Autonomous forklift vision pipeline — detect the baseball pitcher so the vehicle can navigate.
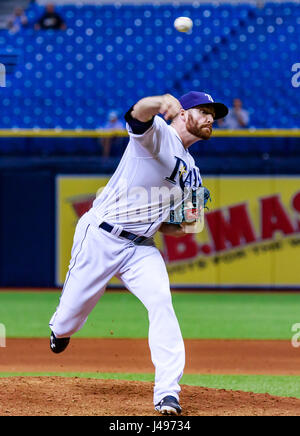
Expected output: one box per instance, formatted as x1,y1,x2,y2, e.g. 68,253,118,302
49,91,228,415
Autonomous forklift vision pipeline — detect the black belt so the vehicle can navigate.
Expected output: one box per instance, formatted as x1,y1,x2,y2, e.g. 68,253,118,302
99,222,148,244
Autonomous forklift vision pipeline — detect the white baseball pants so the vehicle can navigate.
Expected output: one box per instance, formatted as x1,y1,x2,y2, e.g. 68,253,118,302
49,210,185,405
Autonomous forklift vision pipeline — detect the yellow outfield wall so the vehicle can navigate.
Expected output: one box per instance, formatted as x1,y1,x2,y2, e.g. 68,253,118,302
56,175,300,288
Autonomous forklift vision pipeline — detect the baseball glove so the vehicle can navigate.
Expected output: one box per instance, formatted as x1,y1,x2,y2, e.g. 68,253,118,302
168,186,211,225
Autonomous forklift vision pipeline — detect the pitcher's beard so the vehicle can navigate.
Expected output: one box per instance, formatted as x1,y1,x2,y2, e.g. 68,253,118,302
186,114,212,140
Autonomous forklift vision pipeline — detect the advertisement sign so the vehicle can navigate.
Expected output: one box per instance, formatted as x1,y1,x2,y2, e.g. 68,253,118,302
56,176,300,288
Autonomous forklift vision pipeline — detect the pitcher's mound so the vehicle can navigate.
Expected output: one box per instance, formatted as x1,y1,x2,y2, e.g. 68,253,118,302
1,377,300,416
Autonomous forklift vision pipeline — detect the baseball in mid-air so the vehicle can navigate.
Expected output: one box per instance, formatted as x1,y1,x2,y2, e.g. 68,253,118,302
174,16,193,33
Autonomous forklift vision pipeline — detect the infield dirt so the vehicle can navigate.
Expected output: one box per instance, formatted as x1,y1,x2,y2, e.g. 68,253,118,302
1,338,300,416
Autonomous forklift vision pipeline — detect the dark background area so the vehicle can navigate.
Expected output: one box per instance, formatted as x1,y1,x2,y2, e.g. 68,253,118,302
0,134,299,287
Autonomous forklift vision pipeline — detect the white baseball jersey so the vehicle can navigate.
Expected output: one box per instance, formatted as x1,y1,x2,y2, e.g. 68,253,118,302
50,112,196,406
92,115,202,236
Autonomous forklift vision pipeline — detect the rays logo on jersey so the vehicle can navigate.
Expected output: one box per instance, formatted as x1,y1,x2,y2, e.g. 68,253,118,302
165,156,201,190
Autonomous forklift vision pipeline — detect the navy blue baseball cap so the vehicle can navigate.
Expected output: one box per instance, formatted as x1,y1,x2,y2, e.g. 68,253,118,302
179,91,228,120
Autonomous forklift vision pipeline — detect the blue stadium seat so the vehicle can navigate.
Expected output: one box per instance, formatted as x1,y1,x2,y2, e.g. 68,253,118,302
0,2,298,131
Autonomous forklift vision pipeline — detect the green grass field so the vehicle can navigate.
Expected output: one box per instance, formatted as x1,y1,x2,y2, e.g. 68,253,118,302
1,290,300,399
0,291,299,339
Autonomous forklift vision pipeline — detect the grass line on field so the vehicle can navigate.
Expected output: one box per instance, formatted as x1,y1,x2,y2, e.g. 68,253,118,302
1,372,300,400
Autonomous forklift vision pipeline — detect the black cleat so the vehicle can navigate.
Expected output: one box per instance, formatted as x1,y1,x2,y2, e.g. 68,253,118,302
50,331,70,354
155,396,182,415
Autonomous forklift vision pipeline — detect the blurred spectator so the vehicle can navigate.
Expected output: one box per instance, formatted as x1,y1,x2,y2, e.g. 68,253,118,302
100,111,125,158
218,98,250,129
7,7,28,34
256,0,265,9
34,3,66,30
